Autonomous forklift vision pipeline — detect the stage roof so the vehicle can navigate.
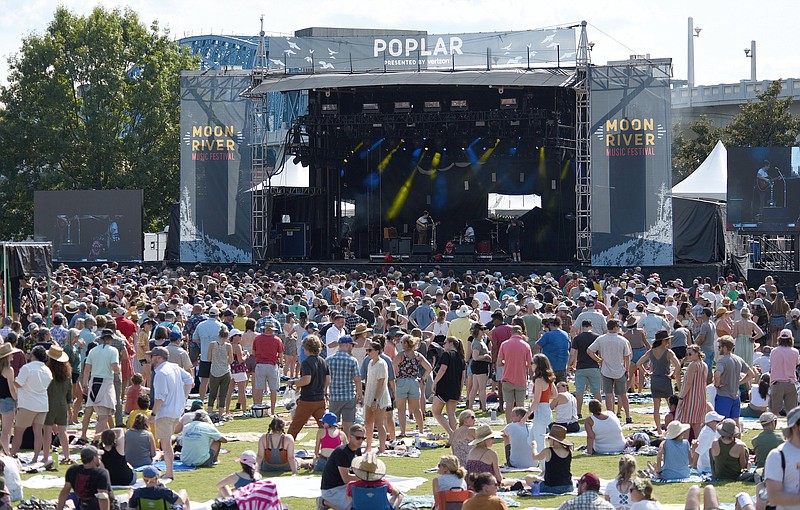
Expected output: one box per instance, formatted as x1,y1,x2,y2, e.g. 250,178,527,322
250,69,577,94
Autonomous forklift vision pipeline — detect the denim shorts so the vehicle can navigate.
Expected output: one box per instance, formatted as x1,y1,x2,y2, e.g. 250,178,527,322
631,347,647,364
0,397,16,414
395,377,421,400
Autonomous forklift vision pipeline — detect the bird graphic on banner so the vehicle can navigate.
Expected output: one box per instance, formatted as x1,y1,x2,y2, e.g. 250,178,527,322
319,61,335,69
541,31,556,45
327,47,338,59
501,42,512,54
286,39,301,51
284,49,296,55
269,58,285,67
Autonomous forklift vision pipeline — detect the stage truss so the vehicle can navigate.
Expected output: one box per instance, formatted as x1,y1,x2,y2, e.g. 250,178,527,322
575,22,592,263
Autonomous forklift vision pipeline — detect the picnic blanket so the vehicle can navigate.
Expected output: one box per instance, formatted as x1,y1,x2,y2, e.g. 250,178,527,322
266,474,426,499
135,460,196,472
404,493,520,508
500,466,542,473
651,475,706,483
22,474,64,489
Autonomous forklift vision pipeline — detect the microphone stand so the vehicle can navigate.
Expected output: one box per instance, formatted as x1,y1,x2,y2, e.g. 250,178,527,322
776,168,787,208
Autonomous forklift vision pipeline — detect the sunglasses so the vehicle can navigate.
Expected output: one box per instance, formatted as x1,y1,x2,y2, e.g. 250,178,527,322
365,349,373,352
353,435,366,440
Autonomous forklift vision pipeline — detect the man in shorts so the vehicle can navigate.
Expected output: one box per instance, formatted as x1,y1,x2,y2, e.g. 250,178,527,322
83,330,120,436
587,319,632,423
192,307,224,405
496,325,532,423
252,319,284,414
148,346,193,480
569,319,601,418
325,335,362,437
714,336,754,425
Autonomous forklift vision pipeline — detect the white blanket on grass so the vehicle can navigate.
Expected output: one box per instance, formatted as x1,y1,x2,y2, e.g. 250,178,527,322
267,474,427,499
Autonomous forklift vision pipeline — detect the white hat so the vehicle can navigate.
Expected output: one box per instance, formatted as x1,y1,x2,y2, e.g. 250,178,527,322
704,411,724,424
664,420,690,440
455,305,471,318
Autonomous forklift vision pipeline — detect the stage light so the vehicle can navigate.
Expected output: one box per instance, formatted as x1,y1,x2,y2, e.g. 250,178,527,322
475,121,485,127
500,98,517,110
378,141,402,172
394,101,412,113
424,101,441,112
450,99,468,111
362,103,379,113
386,168,417,220
321,103,338,114
368,138,385,152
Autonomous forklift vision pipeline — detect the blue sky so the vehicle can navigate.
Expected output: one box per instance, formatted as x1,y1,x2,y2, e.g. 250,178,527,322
0,0,797,86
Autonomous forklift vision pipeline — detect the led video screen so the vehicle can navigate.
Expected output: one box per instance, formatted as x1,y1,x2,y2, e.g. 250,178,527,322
726,147,800,233
34,190,144,262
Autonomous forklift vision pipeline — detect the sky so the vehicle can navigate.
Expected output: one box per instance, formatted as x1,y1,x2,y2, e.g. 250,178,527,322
0,0,798,87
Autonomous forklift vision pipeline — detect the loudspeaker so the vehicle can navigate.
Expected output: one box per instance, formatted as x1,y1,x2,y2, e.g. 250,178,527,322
382,238,400,253
454,243,475,254
412,244,432,254
279,223,310,258
409,254,430,262
398,237,412,255
728,198,743,223
762,207,788,222
57,244,82,260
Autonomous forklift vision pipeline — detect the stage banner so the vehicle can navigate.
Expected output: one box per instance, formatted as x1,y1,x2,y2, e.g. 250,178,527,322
589,63,673,266
180,72,252,263
267,28,576,73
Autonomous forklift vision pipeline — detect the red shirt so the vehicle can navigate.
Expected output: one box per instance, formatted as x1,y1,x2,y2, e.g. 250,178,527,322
125,384,143,413
346,478,395,498
497,335,532,386
253,334,284,365
116,317,138,342
490,323,513,361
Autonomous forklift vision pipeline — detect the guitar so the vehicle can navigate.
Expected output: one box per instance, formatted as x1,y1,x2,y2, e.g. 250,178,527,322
756,176,780,192
416,220,441,233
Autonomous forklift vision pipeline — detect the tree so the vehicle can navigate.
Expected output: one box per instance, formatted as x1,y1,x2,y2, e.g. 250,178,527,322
725,79,800,147
671,116,722,184
0,6,198,239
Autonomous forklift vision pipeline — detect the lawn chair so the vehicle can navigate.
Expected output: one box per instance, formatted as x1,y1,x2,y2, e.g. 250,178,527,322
433,488,474,510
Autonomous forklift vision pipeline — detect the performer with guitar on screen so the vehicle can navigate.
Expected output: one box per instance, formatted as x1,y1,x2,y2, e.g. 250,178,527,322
754,159,773,221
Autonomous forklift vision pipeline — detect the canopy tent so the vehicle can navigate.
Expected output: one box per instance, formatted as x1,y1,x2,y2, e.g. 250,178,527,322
1,242,53,322
671,140,727,201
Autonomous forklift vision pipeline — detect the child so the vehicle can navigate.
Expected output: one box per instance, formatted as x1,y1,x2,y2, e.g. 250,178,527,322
528,424,574,494
663,395,679,429
125,374,148,414
502,407,534,469
313,412,346,472
127,394,154,434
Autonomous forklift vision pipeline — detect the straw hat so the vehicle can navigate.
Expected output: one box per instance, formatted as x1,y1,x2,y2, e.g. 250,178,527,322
715,307,730,319
0,343,20,360
664,420,690,440
386,303,400,313
468,425,502,446
646,303,660,314
545,424,573,447
351,323,372,336
47,345,69,363
352,452,387,481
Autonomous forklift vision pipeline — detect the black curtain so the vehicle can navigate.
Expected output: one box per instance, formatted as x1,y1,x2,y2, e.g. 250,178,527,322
165,203,180,262
673,197,725,263
7,244,52,278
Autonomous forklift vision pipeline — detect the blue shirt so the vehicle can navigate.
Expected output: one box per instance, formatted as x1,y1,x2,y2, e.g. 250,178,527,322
537,329,571,371
181,421,223,466
326,350,361,402
192,318,225,362
411,304,435,330
661,439,690,480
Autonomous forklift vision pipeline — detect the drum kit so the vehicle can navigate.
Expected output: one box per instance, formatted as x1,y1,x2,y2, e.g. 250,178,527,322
439,216,514,258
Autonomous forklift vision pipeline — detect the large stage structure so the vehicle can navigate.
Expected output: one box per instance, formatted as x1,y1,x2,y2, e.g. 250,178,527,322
179,23,677,267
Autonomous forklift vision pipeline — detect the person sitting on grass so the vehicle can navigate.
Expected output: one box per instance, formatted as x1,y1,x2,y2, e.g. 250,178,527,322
313,412,347,472
217,450,261,497
584,399,625,455
129,465,190,510
100,428,136,486
502,407,534,469
432,454,468,498
528,424,574,495
257,417,298,475
124,414,157,469
652,421,690,481
710,418,748,480
629,479,663,510
550,380,580,433
690,411,723,473
465,425,502,487
557,472,614,510
346,452,403,509
684,485,756,510
180,410,228,468
663,395,680,430
604,454,638,510
450,410,477,468
462,472,508,510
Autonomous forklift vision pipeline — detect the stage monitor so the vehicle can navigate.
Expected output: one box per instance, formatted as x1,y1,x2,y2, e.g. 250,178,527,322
33,190,144,262
726,147,800,233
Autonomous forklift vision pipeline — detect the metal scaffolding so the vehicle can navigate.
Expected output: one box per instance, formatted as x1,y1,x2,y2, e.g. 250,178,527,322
250,16,269,261
574,21,592,262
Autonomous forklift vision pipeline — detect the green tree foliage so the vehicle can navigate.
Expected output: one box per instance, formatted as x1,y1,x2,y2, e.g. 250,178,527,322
0,6,198,239
672,80,800,184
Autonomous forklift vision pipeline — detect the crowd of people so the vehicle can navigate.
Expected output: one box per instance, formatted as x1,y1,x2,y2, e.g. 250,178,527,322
1,263,799,510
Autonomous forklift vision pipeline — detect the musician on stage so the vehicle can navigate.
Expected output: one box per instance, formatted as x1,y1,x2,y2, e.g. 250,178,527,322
754,159,771,221
506,217,523,262
463,222,475,244
416,210,432,245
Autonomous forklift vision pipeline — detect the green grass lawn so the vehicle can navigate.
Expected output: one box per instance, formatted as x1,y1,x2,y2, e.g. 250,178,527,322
19,394,764,509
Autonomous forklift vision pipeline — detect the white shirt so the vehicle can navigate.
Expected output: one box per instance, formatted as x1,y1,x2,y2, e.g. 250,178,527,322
325,324,345,348
153,361,194,420
696,424,719,473
764,441,800,510
588,332,631,379
16,361,53,413
630,501,663,510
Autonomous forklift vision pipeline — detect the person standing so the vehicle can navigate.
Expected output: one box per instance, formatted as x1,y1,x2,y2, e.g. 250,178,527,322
326,335,362,437
192,307,224,404
0,343,19,455
489,311,514,414
148,346,193,481
416,211,432,245
587,320,633,423
769,329,799,415
635,331,681,434
363,341,390,453
496,325,532,423
10,345,53,461
287,335,330,439
569,319,600,418
43,345,72,467
207,327,233,417
83,330,120,437
713,336,755,424
732,308,763,369
252,319,284,414
393,334,431,437
535,318,570,382
506,218,523,262
528,354,556,467
695,308,717,383
675,345,709,438
431,337,466,435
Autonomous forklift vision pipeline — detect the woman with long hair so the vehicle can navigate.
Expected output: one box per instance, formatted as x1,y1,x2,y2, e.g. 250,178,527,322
732,307,763,368
124,413,156,468
529,424,574,494
450,410,477,467
257,417,298,475
463,472,507,510
427,310,450,346
675,345,709,437
208,326,233,417
226,329,248,414
624,316,649,393
393,334,432,437
528,353,556,465
64,328,84,424
282,312,299,377
43,345,72,467
233,305,248,332
635,331,682,434
217,450,261,497
465,425,502,486
0,344,17,455
740,373,770,418
677,302,695,331
432,336,466,435
605,455,639,510
768,292,791,346
432,454,468,506
629,479,663,510
364,341,390,453
466,323,492,412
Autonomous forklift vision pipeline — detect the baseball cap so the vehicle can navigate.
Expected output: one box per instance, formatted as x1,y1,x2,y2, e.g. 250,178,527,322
141,465,160,479
307,321,319,331
80,445,101,463
99,329,114,338
229,328,243,337
758,412,777,425
263,319,280,331
704,411,724,424
236,450,257,469
786,405,800,429
146,346,169,359
338,335,354,344
208,307,220,316
585,299,595,307
578,472,601,491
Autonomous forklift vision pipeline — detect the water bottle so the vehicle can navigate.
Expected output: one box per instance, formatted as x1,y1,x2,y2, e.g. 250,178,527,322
491,409,497,421
531,481,541,495
414,433,421,449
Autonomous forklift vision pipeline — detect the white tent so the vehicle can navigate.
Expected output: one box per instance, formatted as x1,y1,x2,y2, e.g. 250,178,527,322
671,140,727,201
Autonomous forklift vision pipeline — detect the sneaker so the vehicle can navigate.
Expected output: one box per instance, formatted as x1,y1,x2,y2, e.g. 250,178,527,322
626,416,633,424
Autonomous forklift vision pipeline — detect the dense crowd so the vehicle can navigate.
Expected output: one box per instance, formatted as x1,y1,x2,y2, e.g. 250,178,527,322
1,263,799,510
